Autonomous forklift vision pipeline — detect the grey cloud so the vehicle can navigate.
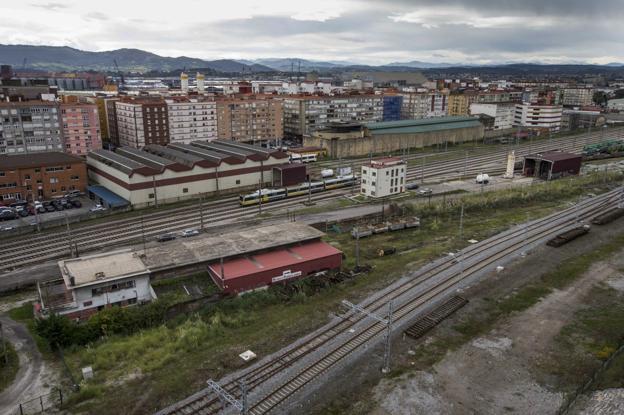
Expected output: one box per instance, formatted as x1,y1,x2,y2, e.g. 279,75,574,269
84,12,109,21
30,2,68,11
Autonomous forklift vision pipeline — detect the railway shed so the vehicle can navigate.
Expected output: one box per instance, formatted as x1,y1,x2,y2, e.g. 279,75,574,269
523,151,582,180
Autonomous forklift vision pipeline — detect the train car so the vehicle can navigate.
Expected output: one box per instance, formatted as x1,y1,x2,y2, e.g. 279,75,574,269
290,153,318,163
323,175,356,190
286,181,325,197
239,188,287,206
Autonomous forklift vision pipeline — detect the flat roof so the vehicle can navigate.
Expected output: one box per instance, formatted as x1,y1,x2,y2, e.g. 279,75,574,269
87,185,130,208
0,152,84,170
59,249,149,289
144,222,325,271
208,240,342,280
526,151,582,162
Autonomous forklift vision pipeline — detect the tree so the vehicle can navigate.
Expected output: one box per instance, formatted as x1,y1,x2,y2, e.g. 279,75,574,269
593,91,608,106
614,89,624,99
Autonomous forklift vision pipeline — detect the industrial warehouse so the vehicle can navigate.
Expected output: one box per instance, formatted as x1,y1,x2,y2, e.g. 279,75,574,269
36,222,343,317
522,151,582,180
304,116,485,158
86,140,290,208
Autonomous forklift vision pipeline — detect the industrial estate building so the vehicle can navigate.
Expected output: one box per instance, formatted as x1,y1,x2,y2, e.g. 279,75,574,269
0,152,87,202
360,157,406,198
523,151,582,180
86,140,289,208
0,101,64,154
304,117,485,158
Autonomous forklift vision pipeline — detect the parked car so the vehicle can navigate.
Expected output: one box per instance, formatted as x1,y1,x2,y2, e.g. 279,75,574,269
418,188,433,195
18,209,29,217
406,182,420,190
64,190,83,198
89,204,106,212
0,210,17,221
71,199,82,208
181,229,200,238
51,201,64,211
157,233,176,242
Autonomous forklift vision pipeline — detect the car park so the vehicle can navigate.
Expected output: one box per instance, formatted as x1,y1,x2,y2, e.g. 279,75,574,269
157,233,176,242
181,229,200,238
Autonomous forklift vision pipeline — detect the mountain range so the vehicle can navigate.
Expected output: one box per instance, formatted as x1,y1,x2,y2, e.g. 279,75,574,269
0,44,622,74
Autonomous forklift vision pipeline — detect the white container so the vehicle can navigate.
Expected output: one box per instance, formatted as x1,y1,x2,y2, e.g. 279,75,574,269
321,169,334,178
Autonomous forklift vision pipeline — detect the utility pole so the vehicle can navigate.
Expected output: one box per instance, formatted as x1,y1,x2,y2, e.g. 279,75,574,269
354,227,360,269
463,150,468,179
34,205,40,232
206,379,248,414
307,177,312,205
341,300,394,373
141,215,146,253
459,204,464,242
199,195,204,231
520,213,529,257
421,155,425,184
257,179,262,215
64,213,74,257
152,175,158,208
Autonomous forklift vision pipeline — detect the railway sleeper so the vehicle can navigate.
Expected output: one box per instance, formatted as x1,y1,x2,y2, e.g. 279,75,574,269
404,296,468,339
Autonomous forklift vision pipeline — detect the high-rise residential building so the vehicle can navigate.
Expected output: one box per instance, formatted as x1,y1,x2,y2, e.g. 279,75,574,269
105,98,119,147
166,97,217,144
60,103,102,156
283,94,383,139
0,101,63,154
115,99,169,148
447,92,475,116
216,95,283,143
400,91,448,119
514,103,563,132
561,88,594,107
470,103,515,131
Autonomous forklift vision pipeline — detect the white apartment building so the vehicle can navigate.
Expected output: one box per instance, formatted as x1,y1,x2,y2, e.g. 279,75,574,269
561,88,594,107
281,81,333,95
360,157,406,198
166,97,217,144
283,95,384,138
400,92,448,119
514,103,563,132
0,101,63,154
470,103,515,130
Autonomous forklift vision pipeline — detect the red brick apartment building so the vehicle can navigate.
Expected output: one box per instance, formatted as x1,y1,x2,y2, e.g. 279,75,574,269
0,152,87,203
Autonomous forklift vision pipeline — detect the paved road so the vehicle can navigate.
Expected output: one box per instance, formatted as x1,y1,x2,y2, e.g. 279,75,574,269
0,315,44,415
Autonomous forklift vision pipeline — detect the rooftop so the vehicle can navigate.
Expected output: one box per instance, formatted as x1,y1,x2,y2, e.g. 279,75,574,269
368,157,405,168
0,152,85,170
59,249,149,289
526,151,582,162
366,116,483,135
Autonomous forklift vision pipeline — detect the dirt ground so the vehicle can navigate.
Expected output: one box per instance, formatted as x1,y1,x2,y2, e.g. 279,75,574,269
305,217,624,415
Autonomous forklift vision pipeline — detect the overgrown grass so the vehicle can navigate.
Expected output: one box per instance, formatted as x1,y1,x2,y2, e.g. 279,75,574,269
51,172,624,414
8,303,54,359
0,340,19,393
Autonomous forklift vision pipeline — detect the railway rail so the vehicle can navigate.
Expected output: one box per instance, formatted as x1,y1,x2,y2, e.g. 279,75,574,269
1,128,622,273
155,186,623,415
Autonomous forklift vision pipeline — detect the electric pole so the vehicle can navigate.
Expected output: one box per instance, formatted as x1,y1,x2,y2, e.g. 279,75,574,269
199,195,204,231
206,379,248,414
459,204,464,242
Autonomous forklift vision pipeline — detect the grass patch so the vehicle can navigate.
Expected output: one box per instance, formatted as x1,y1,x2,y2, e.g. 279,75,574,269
0,340,19,393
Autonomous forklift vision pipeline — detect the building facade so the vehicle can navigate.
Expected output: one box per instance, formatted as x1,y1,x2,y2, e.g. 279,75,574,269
0,101,63,154
0,152,87,202
105,98,119,147
561,88,594,107
115,99,169,148
608,98,624,111
166,97,217,144
514,103,563,132
360,157,406,198
382,95,403,121
400,91,448,119
216,95,283,143
283,95,383,139
60,103,102,156
469,103,515,130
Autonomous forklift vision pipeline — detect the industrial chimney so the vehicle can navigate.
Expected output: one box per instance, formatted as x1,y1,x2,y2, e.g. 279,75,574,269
196,72,205,93
180,72,189,92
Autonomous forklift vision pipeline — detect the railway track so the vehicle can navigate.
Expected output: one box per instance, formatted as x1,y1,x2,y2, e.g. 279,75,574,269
1,128,622,272
155,187,623,415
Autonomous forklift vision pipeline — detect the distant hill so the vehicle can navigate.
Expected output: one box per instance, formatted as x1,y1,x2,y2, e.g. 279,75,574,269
252,58,354,72
0,44,275,73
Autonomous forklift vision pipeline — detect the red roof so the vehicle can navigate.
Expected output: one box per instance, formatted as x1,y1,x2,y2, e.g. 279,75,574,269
209,241,342,280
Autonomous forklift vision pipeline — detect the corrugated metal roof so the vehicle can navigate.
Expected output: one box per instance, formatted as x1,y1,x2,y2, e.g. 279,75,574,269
0,152,84,170
366,116,478,130
368,120,482,135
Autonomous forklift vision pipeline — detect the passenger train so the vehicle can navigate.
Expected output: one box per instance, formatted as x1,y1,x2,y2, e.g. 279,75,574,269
239,175,356,206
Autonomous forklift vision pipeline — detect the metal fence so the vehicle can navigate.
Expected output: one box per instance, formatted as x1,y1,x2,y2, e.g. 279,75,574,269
15,389,65,415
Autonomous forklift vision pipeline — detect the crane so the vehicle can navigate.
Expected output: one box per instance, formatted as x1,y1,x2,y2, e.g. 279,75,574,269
113,59,125,91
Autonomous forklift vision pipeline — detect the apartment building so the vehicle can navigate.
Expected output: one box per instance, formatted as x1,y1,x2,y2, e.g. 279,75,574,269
469,103,515,131
115,99,169,148
166,97,217,144
447,92,474,116
360,157,406,198
0,101,64,155
0,152,87,202
105,98,119,147
60,103,102,156
561,88,594,107
283,94,383,139
216,95,283,143
382,95,403,121
400,91,448,119
514,103,563,132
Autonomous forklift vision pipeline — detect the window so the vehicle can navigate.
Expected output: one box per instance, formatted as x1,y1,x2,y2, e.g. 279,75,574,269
70,175,80,181
182,188,188,193
148,193,155,199
83,301,93,307
235,179,241,185
0,171,4,177
34,168,40,173
50,177,58,184
128,298,137,305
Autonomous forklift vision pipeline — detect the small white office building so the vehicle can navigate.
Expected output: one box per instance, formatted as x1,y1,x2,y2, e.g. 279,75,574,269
360,157,406,198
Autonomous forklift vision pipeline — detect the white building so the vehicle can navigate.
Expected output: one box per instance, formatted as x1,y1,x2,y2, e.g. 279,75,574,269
166,97,217,144
400,92,448,119
37,249,156,321
360,157,406,198
470,103,515,130
514,103,563,132
87,140,289,208
608,98,624,111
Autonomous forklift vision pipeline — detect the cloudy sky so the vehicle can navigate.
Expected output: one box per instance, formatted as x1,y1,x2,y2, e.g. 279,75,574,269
1,0,623,64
